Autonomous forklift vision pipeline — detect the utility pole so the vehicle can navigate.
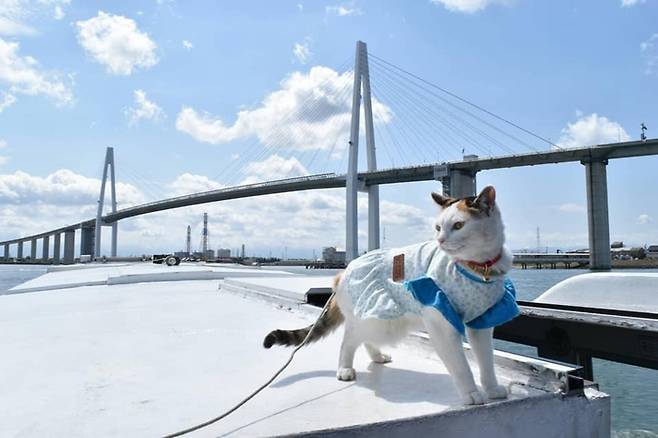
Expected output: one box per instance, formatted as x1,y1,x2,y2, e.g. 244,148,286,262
641,123,648,142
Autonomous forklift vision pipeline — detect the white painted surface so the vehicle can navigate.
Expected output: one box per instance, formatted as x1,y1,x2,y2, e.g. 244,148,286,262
10,262,292,293
222,275,335,301
1,264,610,437
536,272,658,312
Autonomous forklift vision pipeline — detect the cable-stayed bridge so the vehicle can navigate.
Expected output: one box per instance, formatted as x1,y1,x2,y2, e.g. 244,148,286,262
2,41,657,270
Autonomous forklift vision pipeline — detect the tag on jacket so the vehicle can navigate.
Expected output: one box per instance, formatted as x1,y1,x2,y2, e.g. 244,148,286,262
392,254,405,282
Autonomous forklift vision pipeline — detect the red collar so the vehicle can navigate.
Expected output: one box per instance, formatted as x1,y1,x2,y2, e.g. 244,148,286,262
460,252,502,269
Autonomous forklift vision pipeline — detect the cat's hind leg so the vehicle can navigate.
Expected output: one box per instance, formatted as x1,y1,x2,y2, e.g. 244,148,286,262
337,321,360,381
422,309,486,405
466,327,507,400
365,343,392,364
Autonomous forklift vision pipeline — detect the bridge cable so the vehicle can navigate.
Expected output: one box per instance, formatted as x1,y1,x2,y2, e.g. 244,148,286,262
219,69,351,186
368,53,560,151
370,56,530,155
212,59,353,186
370,60,521,156
371,74,491,160
370,75,475,161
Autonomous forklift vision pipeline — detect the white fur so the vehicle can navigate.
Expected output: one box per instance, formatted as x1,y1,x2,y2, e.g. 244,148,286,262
333,188,510,405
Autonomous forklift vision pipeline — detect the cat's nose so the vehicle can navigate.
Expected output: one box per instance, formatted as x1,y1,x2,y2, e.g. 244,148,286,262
438,237,446,244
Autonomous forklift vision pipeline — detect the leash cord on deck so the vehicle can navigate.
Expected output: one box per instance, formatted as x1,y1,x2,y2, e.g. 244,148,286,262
162,292,336,438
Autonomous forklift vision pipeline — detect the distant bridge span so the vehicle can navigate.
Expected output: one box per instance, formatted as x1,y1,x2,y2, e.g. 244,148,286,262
2,139,658,263
106,138,658,222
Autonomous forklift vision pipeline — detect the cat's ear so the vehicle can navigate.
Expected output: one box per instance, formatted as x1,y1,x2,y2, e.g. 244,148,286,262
431,192,455,208
474,185,496,214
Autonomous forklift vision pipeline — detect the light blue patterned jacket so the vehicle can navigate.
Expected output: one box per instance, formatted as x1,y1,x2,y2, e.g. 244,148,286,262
344,241,519,335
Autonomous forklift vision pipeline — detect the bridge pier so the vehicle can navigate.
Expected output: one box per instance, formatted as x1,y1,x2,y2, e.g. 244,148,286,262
584,160,611,270
42,236,50,261
111,223,118,257
53,233,61,264
63,230,75,264
17,241,23,260
447,169,477,198
80,226,95,258
3,243,8,260
30,238,37,260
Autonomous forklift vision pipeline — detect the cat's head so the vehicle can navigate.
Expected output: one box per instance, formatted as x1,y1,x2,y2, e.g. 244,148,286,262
430,185,505,262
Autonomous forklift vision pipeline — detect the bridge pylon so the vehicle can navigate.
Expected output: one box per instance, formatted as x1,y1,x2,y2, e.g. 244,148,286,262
94,147,118,258
346,41,379,263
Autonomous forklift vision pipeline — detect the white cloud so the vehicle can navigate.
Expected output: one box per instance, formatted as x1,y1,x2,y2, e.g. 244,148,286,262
0,169,143,247
621,0,646,6
325,4,363,16
53,5,64,20
182,40,193,50
241,155,309,184
0,0,70,35
0,0,37,36
0,38,73,105
557,203,585,213
76,11,159,76
0,139,7,166
638,213,652,225
429,0,509,13
124,89,164,125
557,113,630,148
641,33,658,75
0,169,143,205
169,173,223,196
293,39,312,64
175,66,392,152
0,90,16,111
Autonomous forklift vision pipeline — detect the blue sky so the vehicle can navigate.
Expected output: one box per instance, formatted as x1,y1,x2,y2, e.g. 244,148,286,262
0,0,657,258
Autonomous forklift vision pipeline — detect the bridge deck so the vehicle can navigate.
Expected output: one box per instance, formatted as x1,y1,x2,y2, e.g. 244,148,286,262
1,139,656,245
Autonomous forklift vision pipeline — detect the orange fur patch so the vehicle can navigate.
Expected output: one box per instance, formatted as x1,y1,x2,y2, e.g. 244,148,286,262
333,272,344,291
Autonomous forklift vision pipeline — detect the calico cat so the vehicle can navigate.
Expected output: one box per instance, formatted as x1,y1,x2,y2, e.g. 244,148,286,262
263,186,518,405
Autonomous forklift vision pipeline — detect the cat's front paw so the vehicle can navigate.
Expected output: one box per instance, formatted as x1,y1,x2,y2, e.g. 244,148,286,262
484,384,508,400
461,389,487,405
371,353,392,364
336,367,356,381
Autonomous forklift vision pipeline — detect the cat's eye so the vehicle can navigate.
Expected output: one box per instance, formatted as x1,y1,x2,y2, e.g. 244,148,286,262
435,224,441,232
452,221,464,230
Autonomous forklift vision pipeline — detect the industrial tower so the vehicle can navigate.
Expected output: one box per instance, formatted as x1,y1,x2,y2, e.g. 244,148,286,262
202,213,208,259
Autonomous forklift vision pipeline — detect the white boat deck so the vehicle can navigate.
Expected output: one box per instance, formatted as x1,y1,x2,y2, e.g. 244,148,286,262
1,263,610,437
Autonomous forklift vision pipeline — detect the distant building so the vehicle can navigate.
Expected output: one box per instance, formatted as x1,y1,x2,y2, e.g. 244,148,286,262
610,241,624,249
205,249,215,259
322,247,346,264
217,248,231,258
647,245,658,259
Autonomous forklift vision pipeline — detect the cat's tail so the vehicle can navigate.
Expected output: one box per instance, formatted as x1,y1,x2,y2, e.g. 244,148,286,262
263,274,344,349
